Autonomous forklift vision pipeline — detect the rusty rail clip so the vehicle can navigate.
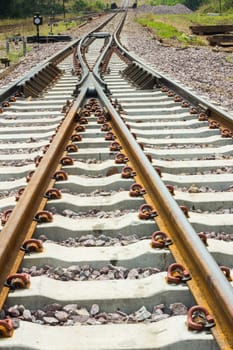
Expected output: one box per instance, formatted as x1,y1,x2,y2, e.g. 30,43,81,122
15,187,25,201
115,153,128,164
0,319,14,337
105,132,115,141
110,141,121,152
187,306,215,331
44,188,62,200
1,209,13,226
21,239,43,254
129,183,146,197
121,166,136,178
53,170,68,181
139,204,157,220
151,231,172,248
5,273,30,290
220,266,232,281
34,210,53,223
167,263,191,284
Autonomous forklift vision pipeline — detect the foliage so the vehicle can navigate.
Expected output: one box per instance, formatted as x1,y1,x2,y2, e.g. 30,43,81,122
72,0,87,12
0,1,64,18
72,0,106,12
188,12,233,24
148,0,201,9
0,0,106,19
136,11,233,45
137,15,205,44
138,16,186,41
147,0,233,11
197,0,232,13
6,47,31,63
149,0,185,5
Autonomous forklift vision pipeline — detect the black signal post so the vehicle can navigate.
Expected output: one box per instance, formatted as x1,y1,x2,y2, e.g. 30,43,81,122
33,13,43,44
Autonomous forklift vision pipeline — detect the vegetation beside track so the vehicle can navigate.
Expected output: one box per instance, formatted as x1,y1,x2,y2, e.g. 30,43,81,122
0,18,78,65
136,12,233,46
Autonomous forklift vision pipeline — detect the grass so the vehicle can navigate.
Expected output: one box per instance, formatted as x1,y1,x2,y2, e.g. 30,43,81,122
136,12,233,45
139,17,185,40
0,16,79,39
225,55,232,62
189,12,233,25
137,15,204,44
6,48,30,63
0,17,79,64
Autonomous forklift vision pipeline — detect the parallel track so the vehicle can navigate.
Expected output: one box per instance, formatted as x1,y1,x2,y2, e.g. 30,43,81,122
0,8,232,350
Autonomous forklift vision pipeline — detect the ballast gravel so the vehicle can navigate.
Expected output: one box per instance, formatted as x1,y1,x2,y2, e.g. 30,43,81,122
160,155,233,161
135,4,193,15
61,208,137,219
20,264,161,281
39,233,148,247
122,11,233,114
203,231,233,241
38,230,233,244
59,188,125,196
3,302,188,326
0,160,33,166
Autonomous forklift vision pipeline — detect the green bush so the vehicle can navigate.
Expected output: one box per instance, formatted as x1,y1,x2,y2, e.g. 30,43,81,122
72,0,106,12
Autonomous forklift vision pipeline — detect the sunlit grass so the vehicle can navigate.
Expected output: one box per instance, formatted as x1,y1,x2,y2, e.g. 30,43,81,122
137,16,204,44
136,12,233,45
189,12,233,25
6,48,30,63
0,16,79,39
0,17,78,65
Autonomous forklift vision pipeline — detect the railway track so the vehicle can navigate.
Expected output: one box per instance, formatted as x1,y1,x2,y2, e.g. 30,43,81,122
0,7,232,350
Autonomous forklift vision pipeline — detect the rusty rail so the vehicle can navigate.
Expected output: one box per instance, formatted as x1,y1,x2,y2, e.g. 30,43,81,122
0,10,121,296
94,75,233,349
0,83,88,304
0,10,232,348
112,18,233,132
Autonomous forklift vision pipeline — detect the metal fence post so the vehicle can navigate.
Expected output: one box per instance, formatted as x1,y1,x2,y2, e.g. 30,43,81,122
6,39,10,54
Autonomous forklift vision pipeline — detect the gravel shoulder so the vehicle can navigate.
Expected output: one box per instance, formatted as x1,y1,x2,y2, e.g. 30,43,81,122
122,10,233,114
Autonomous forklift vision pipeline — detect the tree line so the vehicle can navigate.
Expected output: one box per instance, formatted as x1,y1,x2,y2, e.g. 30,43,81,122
149,0,231,11
0,0,107,18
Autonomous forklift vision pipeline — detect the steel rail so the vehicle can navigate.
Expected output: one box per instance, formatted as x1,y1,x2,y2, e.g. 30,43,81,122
0,40,79,103
74,12,118,93
92,12,127,89
0,12,123,289
0,10,232,348
83,12,233,346
0,11,117,104
113,20,233,131
92,33,113,90
93,75,233,349
77,12,125,93
78,15,233,347
0,82,88,301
